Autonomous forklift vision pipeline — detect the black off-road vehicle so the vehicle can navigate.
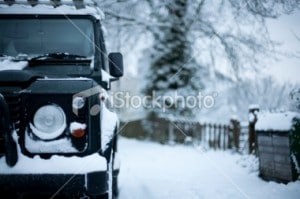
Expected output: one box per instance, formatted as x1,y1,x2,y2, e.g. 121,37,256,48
0,1,123,198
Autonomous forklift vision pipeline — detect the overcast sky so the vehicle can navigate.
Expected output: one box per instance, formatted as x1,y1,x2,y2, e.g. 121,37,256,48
266,10,300,84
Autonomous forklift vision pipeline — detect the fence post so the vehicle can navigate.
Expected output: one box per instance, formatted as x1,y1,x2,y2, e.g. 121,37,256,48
198,122,202,145
248,106,259,154
203,123,207,148
213,124,217,150
230,118,240,151
168,121,175,145
222,125,226,150
218,124,222,149
227,125,232,149
208,124,212,148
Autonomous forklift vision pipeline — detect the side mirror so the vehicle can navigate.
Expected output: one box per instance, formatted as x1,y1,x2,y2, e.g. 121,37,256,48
108,52,123,78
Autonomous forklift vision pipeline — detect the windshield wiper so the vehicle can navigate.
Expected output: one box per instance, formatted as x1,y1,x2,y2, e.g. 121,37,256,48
30,53,87,60
28,53,91,66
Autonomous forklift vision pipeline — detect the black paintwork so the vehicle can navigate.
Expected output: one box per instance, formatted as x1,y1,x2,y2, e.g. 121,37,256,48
0,171,108,197
0,70,41,88
0,13,117,198
0,94,17,166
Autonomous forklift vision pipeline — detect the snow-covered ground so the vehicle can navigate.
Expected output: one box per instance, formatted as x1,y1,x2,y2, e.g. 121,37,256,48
118,138,300,199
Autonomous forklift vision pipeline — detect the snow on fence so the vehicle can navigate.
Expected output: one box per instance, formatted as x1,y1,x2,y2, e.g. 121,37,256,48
120,118,244,151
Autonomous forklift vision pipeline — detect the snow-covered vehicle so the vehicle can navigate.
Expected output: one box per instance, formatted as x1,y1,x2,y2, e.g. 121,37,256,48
0,0,123,198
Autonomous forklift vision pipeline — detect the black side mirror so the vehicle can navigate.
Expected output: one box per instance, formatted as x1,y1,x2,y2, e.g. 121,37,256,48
108,52,123,78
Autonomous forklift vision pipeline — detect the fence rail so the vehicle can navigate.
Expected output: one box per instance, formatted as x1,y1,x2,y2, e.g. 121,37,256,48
120,118,247,151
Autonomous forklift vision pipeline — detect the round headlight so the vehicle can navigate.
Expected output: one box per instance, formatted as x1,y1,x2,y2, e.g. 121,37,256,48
30,104,66,140
72,96,85,109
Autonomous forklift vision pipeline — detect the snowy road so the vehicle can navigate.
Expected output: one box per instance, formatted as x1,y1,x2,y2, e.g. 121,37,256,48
118,138,300,199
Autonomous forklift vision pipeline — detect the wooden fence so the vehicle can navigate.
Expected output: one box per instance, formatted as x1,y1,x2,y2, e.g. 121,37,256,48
120,117,246,151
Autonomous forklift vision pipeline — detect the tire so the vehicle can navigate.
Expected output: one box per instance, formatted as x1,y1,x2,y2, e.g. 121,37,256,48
108,152,113,199
109,150,119,199
112,170,119,199
4,134,18,167
112,126,119,199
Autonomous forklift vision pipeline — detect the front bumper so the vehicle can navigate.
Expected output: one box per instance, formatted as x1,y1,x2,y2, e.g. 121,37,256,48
0,171,108,197
0,151,108,198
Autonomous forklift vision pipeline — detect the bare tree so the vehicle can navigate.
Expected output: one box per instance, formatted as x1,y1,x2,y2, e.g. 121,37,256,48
226,76,296,120
96,0,300,118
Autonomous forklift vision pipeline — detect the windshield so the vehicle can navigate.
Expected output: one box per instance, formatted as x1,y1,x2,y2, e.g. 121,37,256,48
0,17,95,58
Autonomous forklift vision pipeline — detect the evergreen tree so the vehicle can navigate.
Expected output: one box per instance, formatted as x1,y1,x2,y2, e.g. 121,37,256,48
144,0,205,118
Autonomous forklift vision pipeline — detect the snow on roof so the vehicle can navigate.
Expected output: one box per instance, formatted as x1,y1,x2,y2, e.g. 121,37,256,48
230,114,239,121
0,1,104,20
249,104,260,110
256,111,300,131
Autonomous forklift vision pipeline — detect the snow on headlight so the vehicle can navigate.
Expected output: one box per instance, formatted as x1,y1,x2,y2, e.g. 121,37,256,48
30,104,66,140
